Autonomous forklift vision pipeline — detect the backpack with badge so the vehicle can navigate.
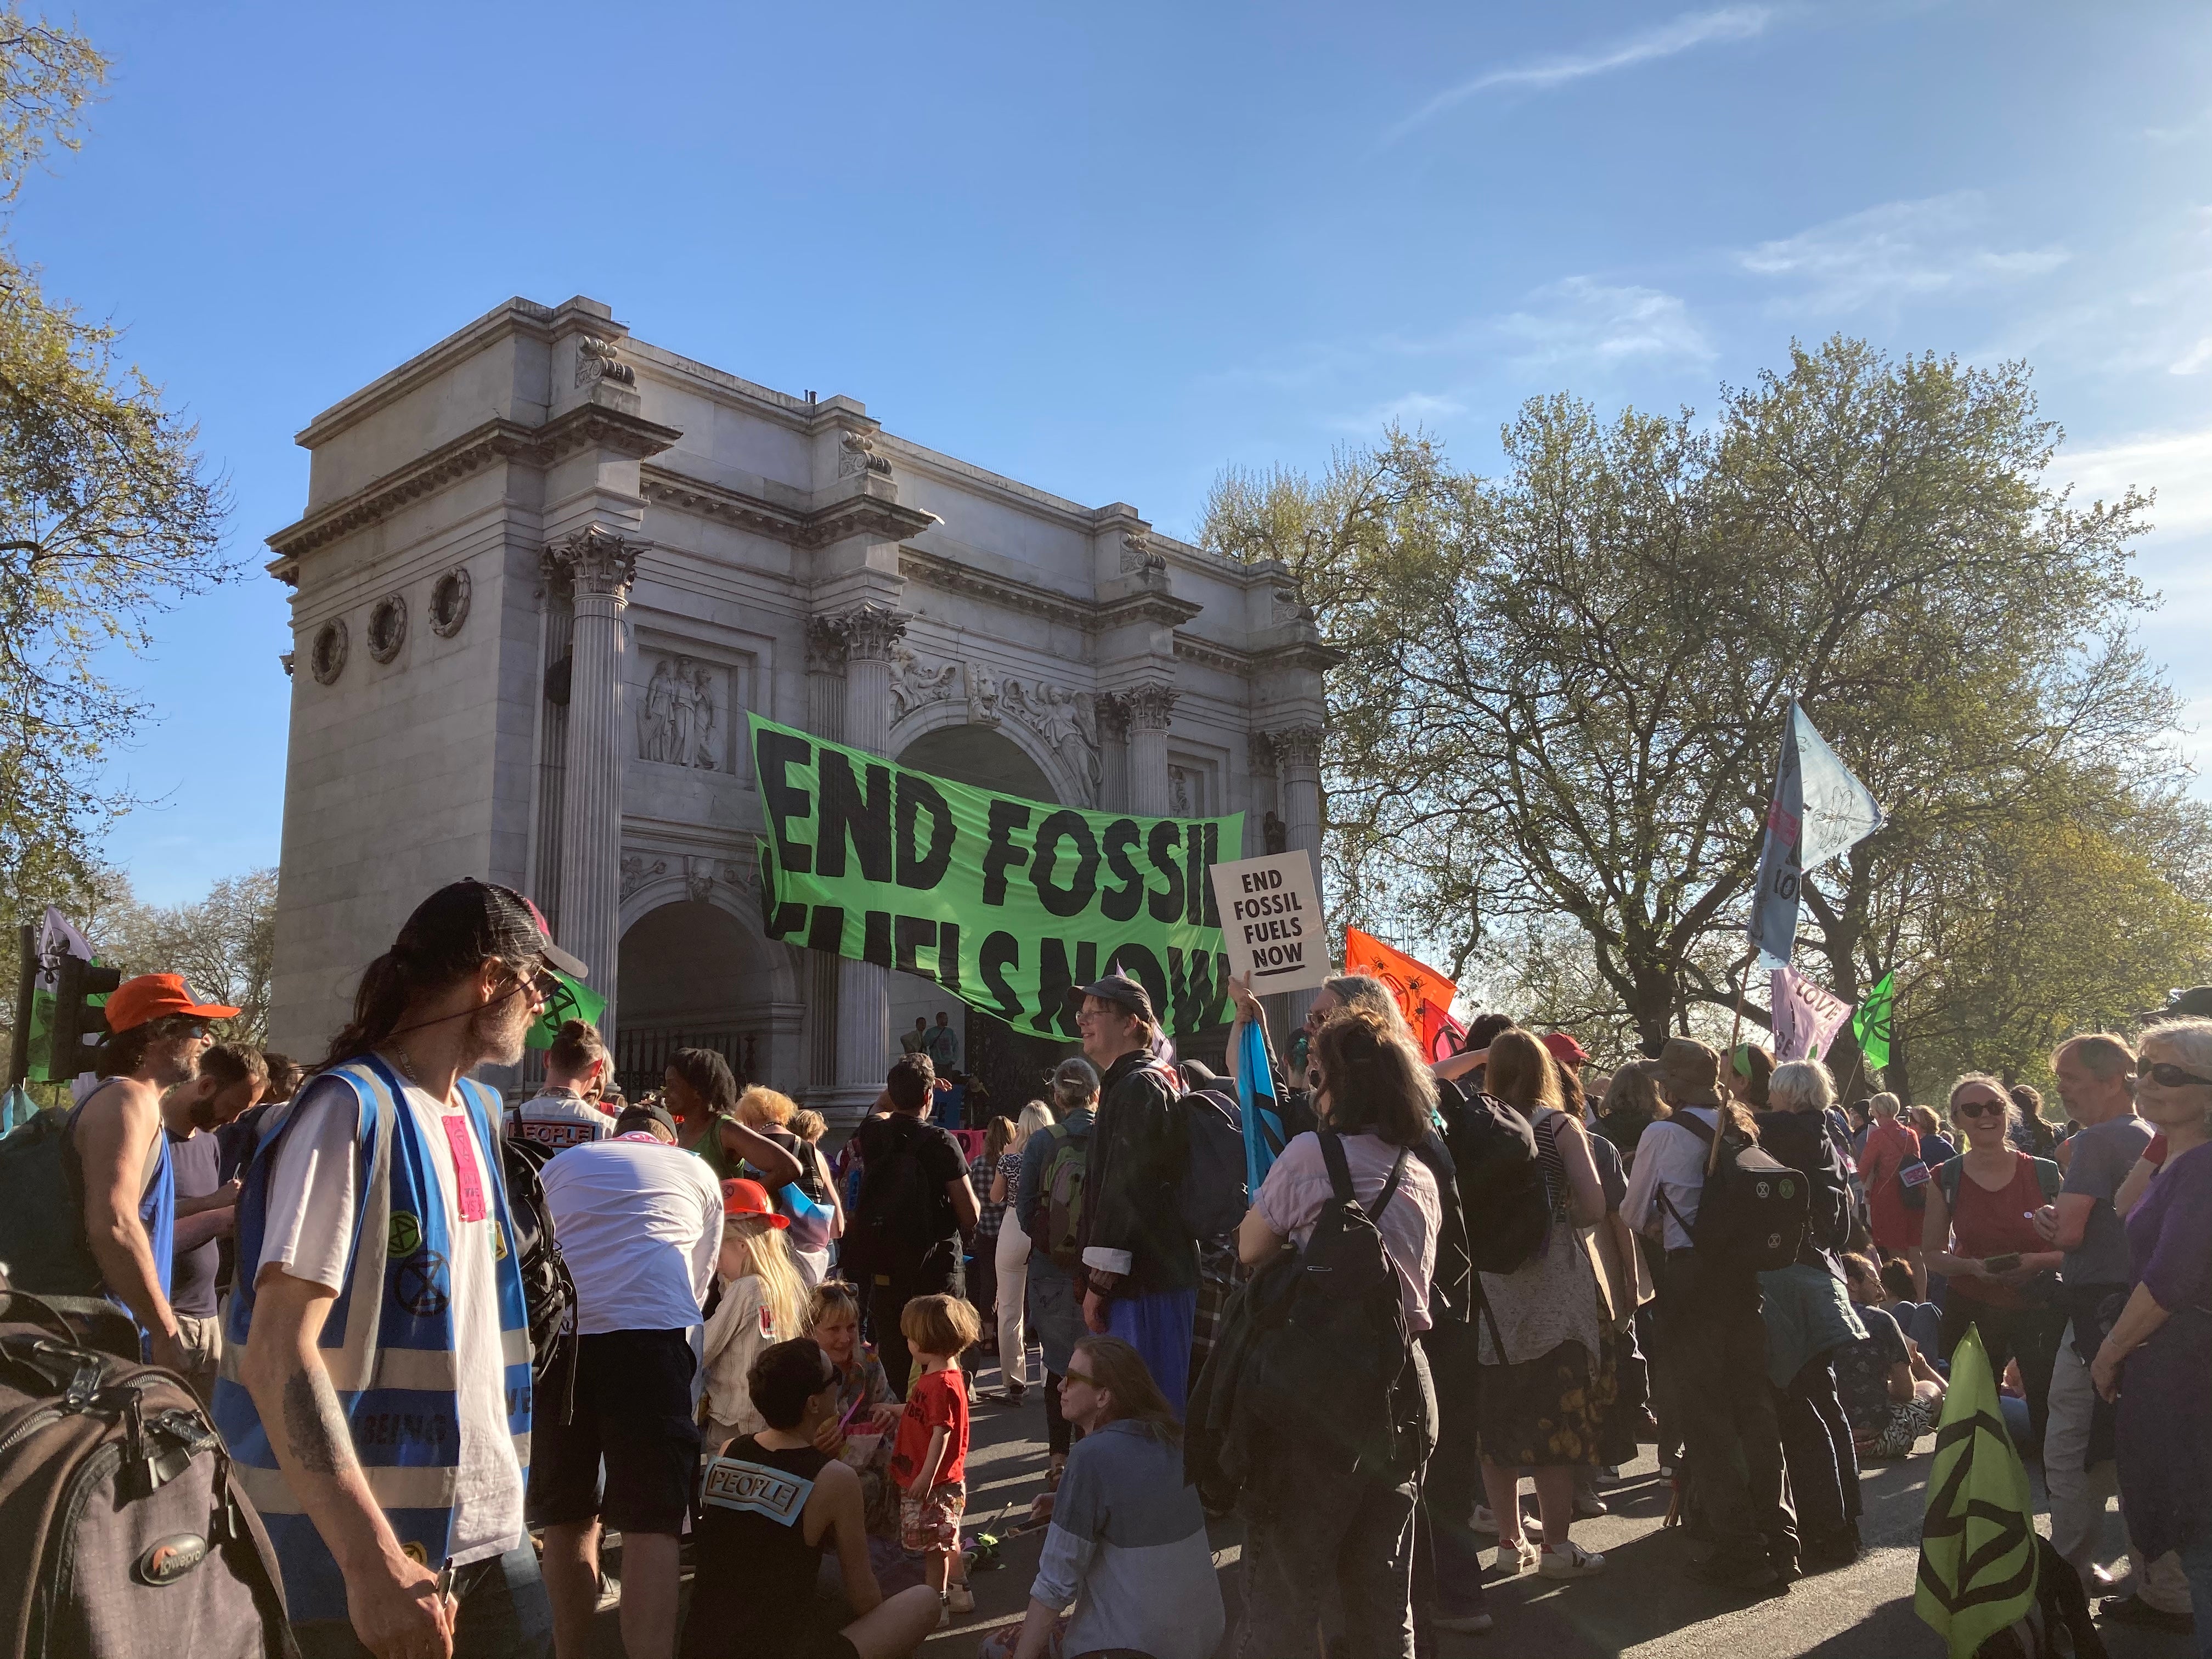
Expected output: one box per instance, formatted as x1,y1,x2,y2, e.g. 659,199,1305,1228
1660,1109,1809,1275
492,1121,579,1421
1027,1120,1092,1273
1438,1085,1550,1275
0,1286,298,1659
1238,1131,1416,1477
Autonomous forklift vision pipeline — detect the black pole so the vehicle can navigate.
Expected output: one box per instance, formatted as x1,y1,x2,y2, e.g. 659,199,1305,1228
8,922,35,1088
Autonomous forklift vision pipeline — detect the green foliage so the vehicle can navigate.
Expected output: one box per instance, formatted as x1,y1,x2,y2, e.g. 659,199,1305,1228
1204,337,2212,1082
0,13,235,926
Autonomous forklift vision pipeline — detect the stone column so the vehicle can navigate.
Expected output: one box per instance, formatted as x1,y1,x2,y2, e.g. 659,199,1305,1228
1123,682,1179,818
832,602,906,1121
804,617,850,1097
544,528,639,1030
1271,723,1325,1035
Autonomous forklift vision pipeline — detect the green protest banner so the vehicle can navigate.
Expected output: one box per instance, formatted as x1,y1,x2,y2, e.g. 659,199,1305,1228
527,969,607,1049
749,713,1244,1039
1916,1326,2038,1658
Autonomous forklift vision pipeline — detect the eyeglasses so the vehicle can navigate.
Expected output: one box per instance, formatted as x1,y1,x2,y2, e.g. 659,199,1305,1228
2142,1061,2212,1090
1955,1100,2006,1119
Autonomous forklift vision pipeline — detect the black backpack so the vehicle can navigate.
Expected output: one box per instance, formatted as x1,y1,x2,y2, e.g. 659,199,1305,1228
0,1288,298,1659
496,1132,579,1421
1240,1132,1414,1477
1179,1090,1248,1244
0,1107,103,1296
1661,1110,1809,1275
844,1116,954,1282
1441,1088,1550,1275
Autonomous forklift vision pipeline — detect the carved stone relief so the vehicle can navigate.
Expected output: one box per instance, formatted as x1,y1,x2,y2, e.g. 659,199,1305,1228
838,429,893,479
1002,678,1102,796
575,335,636,388
638,655,723,769
967,661,1003,726
889,639,961,720
311,618,348,685
1264,811,1288,855
1120,531,1166,575
620,853,667,900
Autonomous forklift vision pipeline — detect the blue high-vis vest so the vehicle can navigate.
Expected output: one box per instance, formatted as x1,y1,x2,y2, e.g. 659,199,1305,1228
212,1057,532,1623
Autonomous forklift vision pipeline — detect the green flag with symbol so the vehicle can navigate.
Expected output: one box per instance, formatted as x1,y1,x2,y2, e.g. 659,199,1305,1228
526,969,606,1049
1851,970,1894,1071
1915,1326,2037,1658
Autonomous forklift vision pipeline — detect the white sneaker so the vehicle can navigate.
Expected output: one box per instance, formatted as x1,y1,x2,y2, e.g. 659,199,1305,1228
1496,1537,1538,1574
1470,1503,1499,1535
1539,1541,1606,1578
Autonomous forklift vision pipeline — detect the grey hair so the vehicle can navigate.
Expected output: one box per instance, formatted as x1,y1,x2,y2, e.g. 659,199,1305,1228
1869,1091,1901,1118
2141,1018,2212,1107
1770,1060,1836,1116
1051,1057,1100,1110
1321,975,1412,1037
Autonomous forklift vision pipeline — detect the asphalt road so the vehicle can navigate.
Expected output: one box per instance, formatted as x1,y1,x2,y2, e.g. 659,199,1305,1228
596,1351,2198,1659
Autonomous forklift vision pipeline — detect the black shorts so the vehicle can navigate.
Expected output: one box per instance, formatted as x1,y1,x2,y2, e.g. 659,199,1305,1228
527,1328,700,1534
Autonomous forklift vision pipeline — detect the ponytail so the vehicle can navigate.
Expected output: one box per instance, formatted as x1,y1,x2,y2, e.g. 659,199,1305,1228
317,950,417,1073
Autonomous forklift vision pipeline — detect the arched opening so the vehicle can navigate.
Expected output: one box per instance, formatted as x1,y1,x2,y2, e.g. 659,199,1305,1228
615,899,795,1099
890,723,1074,1124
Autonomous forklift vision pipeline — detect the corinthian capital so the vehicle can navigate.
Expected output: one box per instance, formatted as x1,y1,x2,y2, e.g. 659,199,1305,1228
1267,723,1323,771
805,613,852,674
1121,682,1179,732
837,600,908,663
544,527,641,600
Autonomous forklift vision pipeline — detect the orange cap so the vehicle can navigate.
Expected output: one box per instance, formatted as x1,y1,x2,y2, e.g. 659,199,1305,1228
104,974,240,1034
721,1178,788,1228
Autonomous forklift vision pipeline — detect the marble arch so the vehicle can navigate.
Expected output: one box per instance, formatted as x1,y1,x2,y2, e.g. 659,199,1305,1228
891,704,1069,805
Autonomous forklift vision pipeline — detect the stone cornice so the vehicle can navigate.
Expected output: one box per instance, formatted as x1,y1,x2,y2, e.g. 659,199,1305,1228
1092,586,1205,632
898,548,1097,631
642,469,937,550
264,404,683,577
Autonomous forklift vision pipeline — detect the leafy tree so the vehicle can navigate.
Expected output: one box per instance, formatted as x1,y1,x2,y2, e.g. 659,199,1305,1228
0,12,234,922
1204,338,2211,1075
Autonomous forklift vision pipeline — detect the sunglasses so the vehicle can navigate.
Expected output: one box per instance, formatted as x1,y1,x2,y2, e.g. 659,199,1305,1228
2142,1061,2212,1090
1955,1099,2007,1118
1061,1368,1099,1390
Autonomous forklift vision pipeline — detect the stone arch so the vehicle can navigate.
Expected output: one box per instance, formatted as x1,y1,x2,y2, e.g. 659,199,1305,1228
890,698,1087,806
615,882,804,1097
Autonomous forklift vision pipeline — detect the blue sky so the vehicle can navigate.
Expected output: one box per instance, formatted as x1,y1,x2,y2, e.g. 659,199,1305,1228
18,0,2212,904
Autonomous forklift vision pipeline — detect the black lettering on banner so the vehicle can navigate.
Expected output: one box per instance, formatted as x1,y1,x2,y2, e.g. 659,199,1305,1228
758,730,816,876
1145,821,1184,923
1031,810,1101,918
895,774,956,890
1099,819,1143,922
894,916,938,979
1113,943,1167,1026
1186,822,1207,926
820,752,893,881
1033,938,1099,1036
862,910,893,968
759,849,808,939
1201,822,1222,926
982,800,1032,905
939,922,961,995
1169,949,1232,1031
980,932,1023,1020
805,906,845,957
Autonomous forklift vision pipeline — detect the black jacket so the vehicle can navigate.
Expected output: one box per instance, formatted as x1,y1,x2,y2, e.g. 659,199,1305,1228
1755,1107,1854,1271
1078,1049,1198,1295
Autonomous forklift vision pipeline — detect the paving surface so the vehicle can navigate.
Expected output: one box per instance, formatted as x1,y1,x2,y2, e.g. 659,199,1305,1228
591,1350,2197,1659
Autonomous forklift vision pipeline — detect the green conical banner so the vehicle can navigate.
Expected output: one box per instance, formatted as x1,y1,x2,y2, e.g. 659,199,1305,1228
1915,1326,2036,1658
1852,970,1894,1071
526,969,607,1049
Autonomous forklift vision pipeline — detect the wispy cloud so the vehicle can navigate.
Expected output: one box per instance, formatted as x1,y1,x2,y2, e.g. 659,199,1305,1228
1499,277,1714,369
2059,426,2212,538
1386,7,1775,143
1740,192,2068,313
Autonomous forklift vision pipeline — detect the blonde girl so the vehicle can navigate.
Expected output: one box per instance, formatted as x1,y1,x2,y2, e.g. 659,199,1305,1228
701,1178,809,1454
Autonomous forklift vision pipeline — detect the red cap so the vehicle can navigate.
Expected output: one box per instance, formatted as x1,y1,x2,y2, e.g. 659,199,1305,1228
104,974,240,1034
721,1178,788,1227
1541,1030,1590,1068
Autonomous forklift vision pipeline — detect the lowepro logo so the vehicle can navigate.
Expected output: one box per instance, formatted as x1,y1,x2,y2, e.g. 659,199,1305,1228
136,1532,208,1585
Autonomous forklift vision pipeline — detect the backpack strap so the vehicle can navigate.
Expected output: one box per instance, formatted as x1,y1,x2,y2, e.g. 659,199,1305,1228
2030,1156,2062,1204
1318,1130,1355,1204
1936,1154,1963,1211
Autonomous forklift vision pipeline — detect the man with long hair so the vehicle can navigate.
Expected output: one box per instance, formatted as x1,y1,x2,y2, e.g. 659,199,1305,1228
70,973,240,1369
219,879,579,1659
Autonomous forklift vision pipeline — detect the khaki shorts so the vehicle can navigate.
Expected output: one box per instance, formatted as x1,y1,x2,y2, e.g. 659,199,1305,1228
174,1312,222,1403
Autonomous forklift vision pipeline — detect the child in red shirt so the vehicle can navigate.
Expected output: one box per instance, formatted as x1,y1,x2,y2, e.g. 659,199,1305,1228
890,1293,980,1626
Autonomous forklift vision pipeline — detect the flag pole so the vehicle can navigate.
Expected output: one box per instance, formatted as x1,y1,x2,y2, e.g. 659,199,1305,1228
1727,946,1756,1056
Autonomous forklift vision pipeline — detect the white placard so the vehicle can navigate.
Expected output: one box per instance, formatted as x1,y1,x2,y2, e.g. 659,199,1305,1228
1209,851,1331,995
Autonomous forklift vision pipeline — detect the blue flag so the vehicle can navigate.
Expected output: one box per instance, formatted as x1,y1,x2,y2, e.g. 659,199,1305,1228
1747,700,1884,967
1234,1019,1286,1199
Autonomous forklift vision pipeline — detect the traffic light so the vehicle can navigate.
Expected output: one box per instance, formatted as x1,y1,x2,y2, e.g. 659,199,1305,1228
47,953,121,1080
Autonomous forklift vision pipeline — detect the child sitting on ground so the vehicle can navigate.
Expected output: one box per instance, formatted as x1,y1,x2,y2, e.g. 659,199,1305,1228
700,1178,808,1455
889,1293,980,1628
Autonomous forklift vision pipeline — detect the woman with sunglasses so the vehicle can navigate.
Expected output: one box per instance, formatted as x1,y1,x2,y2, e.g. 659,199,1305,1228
2095,1018,2212,1657
1920,1075,2068,1453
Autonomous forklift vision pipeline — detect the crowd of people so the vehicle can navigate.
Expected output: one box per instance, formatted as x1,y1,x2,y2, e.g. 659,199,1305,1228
14,871,2212,1659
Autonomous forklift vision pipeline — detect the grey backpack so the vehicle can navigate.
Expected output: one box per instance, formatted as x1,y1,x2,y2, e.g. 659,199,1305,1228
0,1288,296,1659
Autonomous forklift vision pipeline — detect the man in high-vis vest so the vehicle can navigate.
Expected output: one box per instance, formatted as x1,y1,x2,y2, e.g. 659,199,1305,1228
220,881,583,1659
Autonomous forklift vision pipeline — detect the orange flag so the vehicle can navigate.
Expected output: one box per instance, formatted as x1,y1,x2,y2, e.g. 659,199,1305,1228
1343,928,1467,1063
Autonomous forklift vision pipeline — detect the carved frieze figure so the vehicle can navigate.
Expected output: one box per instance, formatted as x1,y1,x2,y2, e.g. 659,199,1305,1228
689,661,719,768
1264,811,1288,855
889,639,961,720
640,660,675,762
967,662,1002,726
999,676,1105,799
1170,766,1193,819
620,853,668,900
639,654,719,769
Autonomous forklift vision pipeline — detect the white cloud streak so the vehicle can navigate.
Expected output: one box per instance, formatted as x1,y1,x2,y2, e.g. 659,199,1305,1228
1385,7,1774,143
1740,193,2068,313
2059,427,2212,537
1499,276,1714,368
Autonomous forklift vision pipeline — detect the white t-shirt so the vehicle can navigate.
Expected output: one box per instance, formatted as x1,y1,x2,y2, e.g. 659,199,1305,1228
538,1133,723,1336
507,1089,613,1150
1252,1131,1442,1332
1621,1107,1719,1252
259,1075,523,1567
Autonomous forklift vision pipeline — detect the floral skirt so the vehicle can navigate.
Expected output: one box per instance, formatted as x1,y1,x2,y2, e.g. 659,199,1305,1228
1475,1334,1618,1468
